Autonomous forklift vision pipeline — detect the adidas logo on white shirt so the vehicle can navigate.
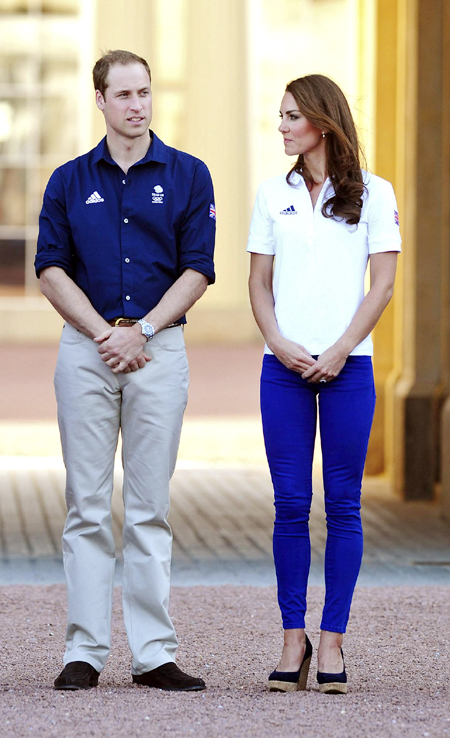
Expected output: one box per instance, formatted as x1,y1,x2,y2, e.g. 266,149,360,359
86,191,105,204
280,205,297,215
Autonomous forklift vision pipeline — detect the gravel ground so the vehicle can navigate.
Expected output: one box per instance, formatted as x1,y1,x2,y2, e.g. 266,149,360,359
0,585,449,738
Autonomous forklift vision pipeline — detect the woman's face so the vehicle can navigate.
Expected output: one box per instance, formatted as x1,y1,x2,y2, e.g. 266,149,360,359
278,91,324,158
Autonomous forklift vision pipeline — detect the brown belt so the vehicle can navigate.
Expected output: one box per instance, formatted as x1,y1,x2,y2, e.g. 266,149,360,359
108,318,180,329
108,318,139,327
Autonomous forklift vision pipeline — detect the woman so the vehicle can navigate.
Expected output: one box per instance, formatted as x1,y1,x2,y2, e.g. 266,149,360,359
247,74,401,694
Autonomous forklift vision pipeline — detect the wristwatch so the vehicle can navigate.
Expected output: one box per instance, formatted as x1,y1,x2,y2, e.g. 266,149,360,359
138,318,155,341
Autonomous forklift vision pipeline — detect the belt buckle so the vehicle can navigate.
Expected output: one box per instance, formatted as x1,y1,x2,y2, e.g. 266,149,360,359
114,318,137,326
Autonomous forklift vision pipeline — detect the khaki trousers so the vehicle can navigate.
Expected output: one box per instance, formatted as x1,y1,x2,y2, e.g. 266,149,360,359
54,322,189,674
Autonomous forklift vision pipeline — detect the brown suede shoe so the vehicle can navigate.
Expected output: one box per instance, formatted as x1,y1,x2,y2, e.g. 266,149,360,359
54,661,100,690
132,662,206,691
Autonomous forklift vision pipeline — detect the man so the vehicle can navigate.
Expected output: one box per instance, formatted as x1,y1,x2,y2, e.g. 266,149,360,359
35,50,215,692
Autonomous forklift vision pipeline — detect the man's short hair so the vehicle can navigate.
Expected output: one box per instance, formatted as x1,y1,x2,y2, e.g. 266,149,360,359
93,50,152,97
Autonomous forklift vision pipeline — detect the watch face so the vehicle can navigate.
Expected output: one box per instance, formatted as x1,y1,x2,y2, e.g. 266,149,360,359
140,320,155,339
138,319,155,339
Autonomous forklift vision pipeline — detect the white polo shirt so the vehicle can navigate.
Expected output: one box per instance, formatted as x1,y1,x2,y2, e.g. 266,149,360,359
247,170,401,356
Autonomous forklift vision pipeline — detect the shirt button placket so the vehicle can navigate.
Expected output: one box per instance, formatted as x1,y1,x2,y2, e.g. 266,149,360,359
122,177,133,313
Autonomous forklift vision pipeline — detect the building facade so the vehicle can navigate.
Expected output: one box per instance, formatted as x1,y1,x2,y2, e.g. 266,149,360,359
0,0,449,513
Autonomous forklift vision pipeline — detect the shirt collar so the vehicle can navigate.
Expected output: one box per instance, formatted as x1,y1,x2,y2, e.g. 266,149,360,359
290,170,333,195
289,170,305,187
92,130,167,167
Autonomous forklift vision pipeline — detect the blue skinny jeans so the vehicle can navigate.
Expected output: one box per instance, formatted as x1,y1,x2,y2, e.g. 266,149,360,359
261,354,376,633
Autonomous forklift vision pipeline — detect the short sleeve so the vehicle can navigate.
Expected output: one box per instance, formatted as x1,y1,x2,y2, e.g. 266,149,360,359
367,180,402,255
247,184,275,255
178,160,216,284
35,168,75,278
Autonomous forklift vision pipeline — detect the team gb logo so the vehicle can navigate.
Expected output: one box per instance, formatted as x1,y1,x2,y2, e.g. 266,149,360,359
152,184,164,204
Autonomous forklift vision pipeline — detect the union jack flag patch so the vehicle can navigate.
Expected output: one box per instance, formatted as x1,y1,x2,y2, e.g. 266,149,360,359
209,203,216,220
394,210,399,226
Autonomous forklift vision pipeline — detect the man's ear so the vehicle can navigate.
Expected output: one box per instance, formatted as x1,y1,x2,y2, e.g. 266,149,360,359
96,89,105,112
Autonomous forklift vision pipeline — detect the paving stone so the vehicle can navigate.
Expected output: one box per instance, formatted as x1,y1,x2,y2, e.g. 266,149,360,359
0,462,449,586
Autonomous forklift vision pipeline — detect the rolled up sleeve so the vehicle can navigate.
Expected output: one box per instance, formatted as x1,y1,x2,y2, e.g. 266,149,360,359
35,169,74,278
178,160,216,284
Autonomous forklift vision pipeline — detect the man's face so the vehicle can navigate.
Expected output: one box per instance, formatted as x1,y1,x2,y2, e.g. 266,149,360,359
96,62,152,140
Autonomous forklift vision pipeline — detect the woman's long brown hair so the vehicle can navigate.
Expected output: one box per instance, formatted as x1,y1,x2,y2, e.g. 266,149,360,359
285,75,365,225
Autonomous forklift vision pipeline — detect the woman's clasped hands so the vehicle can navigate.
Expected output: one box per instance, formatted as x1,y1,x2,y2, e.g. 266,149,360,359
272,337,347,383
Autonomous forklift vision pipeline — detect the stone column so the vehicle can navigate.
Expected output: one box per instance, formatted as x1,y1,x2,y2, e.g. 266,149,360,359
366,0,399,475
438,0,450,520
392,0,450,500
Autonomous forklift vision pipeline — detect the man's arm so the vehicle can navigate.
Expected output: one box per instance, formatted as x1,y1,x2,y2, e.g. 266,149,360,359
145,267,209,331
40,266,111,338
95,268,208,374
40,266,149,372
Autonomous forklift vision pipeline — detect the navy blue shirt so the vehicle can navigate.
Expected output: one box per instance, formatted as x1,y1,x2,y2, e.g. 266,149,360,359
35,132,216,322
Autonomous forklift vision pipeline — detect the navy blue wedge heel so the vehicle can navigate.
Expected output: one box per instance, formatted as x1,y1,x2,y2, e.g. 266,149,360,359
317,647,348,694
268,634,313,692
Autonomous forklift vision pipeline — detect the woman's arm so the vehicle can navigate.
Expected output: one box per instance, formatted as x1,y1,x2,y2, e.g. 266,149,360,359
249,253,315,373
302,251,398,383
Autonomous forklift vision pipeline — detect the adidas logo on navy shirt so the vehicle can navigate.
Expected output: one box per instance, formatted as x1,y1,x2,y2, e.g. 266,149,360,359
86,191,104,204
280,205,297,215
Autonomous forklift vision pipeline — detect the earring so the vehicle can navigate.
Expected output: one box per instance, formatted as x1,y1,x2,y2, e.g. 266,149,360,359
321,131,326,138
